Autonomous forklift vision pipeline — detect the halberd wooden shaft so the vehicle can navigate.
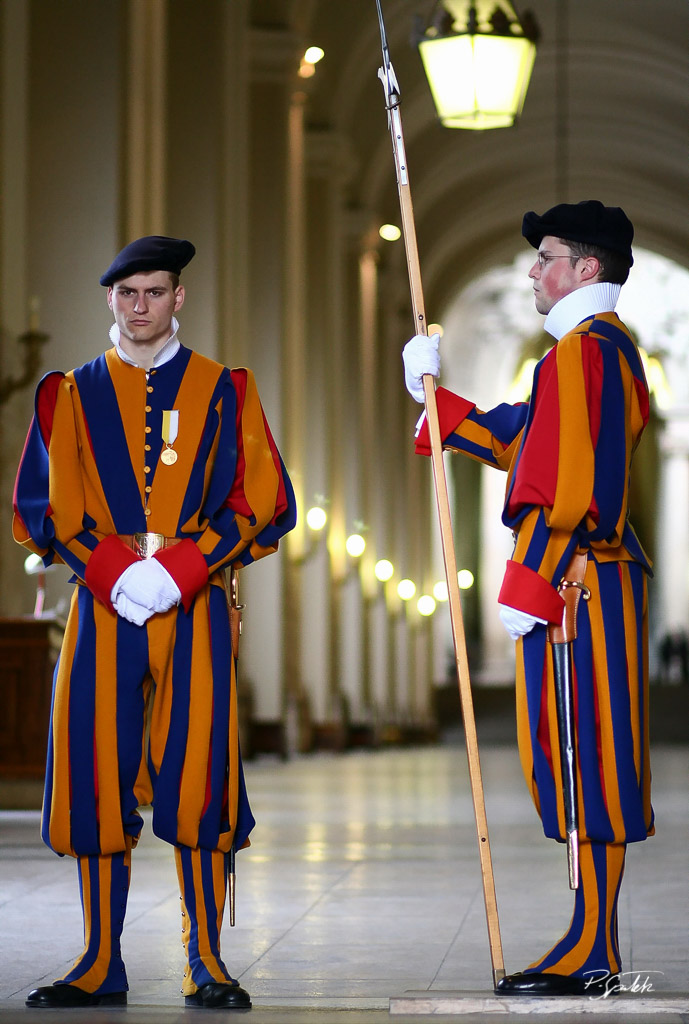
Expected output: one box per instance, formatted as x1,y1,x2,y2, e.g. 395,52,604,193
374,0,505,986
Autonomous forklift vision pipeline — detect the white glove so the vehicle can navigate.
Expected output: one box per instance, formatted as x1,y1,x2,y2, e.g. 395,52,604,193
113,591,155,627
498,604,548,640
111,559,182,614
402,332,440,402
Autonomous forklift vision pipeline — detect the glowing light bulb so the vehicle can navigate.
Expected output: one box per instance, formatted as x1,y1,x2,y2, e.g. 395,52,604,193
304,46,324,64
374,559,394,582
397,579,416,601
379,223,401,242
346,534,366,557
306,506,327,531
417,595,436,616
457,569,474,589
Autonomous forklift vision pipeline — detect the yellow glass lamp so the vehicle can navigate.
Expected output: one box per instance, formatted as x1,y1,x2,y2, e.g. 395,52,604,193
417,1,539,130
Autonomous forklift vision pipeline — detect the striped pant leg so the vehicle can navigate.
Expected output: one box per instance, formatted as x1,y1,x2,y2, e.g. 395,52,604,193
174,845,235,995
527,840,626,978
56,840,132,994
517,559,652,844
42,586,151,857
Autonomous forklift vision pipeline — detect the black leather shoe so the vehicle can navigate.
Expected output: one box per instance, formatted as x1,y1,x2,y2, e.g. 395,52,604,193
26,984,127,1007
496,971,614,996
184,982,252,1009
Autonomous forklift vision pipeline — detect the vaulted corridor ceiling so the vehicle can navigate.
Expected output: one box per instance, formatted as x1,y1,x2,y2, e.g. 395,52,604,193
254,0,688,311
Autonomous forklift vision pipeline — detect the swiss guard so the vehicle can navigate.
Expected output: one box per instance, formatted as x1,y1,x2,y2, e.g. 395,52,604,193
403,201,654,996
14,235,297,1009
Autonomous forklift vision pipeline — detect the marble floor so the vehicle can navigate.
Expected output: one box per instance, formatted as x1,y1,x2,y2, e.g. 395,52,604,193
1,739,687,1024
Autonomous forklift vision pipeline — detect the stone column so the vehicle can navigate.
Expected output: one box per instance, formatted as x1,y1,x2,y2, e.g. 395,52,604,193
336,209,371,739
122,0,168,239
237,25,305,755
302,127,357,749
217,0,250,368
358,243,390,732
0,0,32,616
655,410,689,644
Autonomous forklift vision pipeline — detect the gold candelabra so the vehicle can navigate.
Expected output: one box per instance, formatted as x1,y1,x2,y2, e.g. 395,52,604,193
0,302,49,405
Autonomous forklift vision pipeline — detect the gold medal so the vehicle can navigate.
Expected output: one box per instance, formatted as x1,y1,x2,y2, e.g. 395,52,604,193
161,447,178,465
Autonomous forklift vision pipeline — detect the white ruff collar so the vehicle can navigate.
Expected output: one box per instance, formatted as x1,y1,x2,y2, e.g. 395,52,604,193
544,283,622,341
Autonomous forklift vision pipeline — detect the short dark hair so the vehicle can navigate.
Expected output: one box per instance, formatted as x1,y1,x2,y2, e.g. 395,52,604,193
559,238,631,285
169,273,180,289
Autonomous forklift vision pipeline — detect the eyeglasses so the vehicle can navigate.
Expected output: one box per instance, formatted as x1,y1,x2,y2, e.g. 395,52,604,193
535,252,579,268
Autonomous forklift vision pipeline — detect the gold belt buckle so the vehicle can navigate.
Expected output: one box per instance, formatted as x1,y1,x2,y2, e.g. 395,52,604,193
132,532,166,559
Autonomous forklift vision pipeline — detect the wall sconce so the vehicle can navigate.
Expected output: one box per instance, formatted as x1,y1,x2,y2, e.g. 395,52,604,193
457,568,475,589
397,578,417,601
379,223,401,242
290,503,328,566
306,505,327,532
346,533,366,558
417,594,437,616
299,45,325,78
415,1,539,130
374,559,394,583
0,299,49,405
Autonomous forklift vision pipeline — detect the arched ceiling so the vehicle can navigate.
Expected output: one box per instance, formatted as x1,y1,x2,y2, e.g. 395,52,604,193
251,0,689,316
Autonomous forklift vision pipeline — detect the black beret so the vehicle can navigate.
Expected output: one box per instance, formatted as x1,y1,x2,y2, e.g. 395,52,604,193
100,235,196,286
522,200,634,266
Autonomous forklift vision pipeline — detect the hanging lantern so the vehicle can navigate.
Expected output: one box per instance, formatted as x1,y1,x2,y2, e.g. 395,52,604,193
416,0,539,130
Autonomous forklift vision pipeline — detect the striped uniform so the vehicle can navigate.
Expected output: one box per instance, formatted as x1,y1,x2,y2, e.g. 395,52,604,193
416,313,653,975
416,312,653,846
13,344,296,993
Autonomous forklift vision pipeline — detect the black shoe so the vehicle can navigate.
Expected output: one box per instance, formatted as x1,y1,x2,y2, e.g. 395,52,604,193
496,971,614,996
185,982,252,1009
26,984,127,1008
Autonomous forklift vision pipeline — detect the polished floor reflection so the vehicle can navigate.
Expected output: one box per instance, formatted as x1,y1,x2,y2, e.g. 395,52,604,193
1,741,687,1023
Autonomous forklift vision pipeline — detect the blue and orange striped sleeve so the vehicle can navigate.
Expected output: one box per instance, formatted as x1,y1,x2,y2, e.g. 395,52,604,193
415,386,529,470
13,373,138,601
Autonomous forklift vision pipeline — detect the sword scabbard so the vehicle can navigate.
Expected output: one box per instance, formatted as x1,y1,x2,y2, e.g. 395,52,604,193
229,844,236,927
229,567,243,661
549,549,589,890
567,829,579,890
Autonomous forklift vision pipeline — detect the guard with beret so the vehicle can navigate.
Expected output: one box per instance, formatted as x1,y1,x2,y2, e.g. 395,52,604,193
99,235,196,286
13,236,297,1009
402,201,653,995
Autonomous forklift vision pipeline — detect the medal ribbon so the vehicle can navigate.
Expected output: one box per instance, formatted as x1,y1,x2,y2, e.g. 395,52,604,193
162,410,179,446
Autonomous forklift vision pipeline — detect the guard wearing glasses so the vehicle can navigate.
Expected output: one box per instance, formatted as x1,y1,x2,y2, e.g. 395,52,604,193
403,201,653,996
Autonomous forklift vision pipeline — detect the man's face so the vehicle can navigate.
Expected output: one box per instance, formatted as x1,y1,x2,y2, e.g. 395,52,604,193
528,235,588,315
107,270,184,349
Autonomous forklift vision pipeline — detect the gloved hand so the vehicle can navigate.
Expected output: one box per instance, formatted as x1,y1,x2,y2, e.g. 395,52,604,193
111,558,182,615
402,332,440,402
498,604,548,640
113,591,155,627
